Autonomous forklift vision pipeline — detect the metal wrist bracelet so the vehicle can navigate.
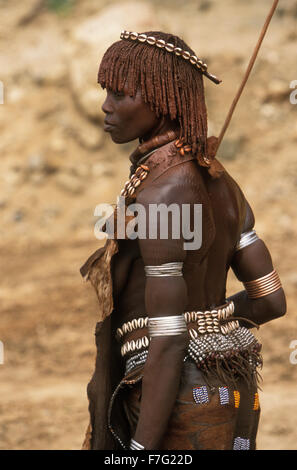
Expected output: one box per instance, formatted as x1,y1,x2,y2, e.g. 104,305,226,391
148,314,187,337
130,438,145,450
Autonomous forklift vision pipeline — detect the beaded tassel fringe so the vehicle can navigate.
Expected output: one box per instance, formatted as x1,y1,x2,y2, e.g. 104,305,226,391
186,327,263,389
124,327,263,388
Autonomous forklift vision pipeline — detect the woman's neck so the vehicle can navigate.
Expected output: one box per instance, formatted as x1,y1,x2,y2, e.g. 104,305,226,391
140,117,179,144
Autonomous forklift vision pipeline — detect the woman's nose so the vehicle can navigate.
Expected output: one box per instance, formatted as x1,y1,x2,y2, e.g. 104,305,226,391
101,95,113,115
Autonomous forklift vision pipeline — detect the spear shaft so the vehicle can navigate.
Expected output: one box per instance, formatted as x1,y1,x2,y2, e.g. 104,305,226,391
215,0,280,156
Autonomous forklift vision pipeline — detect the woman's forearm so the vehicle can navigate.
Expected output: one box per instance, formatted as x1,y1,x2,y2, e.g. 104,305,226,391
228,287,286,327
133,333,188,450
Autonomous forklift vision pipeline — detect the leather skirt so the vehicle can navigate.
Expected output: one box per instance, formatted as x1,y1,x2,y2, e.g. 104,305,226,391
108,359,261,450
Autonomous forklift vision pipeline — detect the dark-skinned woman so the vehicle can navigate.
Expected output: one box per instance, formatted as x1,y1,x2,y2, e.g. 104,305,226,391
80,31,286,451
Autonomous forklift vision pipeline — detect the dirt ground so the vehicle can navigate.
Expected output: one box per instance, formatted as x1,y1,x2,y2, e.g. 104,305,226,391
0,0,296,450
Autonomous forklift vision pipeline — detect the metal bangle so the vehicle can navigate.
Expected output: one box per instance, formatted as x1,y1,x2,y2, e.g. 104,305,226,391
235,229,259,251
148,314,187,337
243,269,282,299
130,438,145,450
144,262,183,277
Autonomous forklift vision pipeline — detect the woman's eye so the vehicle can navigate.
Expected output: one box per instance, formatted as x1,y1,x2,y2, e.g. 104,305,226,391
113,91,124,98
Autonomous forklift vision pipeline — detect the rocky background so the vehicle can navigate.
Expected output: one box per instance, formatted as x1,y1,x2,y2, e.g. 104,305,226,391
0,0,296,449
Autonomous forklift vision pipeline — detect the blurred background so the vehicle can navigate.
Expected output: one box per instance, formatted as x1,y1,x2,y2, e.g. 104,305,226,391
0,0,296,450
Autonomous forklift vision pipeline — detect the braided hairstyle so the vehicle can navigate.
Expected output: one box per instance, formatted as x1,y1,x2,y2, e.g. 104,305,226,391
98,31,210,167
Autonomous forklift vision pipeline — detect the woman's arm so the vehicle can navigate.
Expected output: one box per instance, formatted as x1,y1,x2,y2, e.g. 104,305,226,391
228,201,286,327
131,181,191,450
133,277,189,449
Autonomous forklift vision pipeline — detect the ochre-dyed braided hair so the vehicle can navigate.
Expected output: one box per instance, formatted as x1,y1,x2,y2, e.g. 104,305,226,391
98,31,217,170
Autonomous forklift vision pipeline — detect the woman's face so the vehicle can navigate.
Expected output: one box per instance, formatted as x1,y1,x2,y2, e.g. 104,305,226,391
101,85,160,144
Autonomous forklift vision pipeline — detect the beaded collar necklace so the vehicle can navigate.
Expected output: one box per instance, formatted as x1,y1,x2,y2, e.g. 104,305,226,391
120,130,178,200
129,129,178,177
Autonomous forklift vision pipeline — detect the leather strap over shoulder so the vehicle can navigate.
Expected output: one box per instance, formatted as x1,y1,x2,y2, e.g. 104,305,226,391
134,141,196,198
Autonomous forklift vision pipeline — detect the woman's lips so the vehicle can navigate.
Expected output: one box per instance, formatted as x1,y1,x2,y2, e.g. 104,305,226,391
103,122,116,132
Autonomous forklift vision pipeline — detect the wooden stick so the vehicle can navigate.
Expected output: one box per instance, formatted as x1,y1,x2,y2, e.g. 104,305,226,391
215,0,279,155
18,0,45,26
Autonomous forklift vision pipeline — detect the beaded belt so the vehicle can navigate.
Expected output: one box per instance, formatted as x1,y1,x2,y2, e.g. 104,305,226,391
117,301,239,358
117,300,262,378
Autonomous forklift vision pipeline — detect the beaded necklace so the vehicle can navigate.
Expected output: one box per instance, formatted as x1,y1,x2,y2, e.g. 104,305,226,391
121,129,179,200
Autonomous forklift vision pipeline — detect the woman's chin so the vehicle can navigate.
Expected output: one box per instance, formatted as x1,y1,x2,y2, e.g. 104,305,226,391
109,133,136,145
110,135,126,144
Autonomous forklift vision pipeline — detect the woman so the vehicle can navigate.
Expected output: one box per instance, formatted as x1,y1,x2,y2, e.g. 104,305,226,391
80,31,286,450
